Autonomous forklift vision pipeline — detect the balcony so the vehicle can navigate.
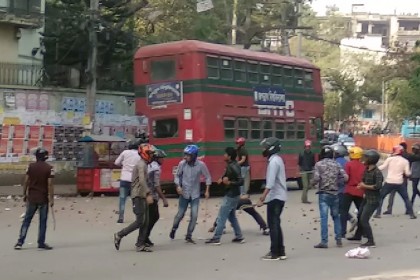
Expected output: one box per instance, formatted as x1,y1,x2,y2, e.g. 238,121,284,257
0,0,44,28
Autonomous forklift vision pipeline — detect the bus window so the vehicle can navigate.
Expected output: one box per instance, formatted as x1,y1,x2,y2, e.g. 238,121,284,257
272,65,283,86
251,120,261,139
275,122,285,139
234,60,247,82
153,118,178,138
151,59,176,81
220,58,233,81
237,118,249,138
207,56,220,79
260,63,271,85
305,70,313,89
284,67,294,87
297,121,306,139
286,121,296,139
247,62,259,84
224,119,235,139
295,69,304,88
262,119,273,138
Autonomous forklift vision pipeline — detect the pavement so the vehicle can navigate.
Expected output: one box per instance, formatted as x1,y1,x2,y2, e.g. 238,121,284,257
1,188,420,280
0,185,77,197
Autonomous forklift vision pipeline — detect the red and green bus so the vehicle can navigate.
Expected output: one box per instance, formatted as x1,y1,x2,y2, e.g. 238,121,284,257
134,40,323,189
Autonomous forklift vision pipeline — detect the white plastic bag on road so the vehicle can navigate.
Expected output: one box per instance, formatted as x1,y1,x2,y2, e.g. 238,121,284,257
345,247,371,259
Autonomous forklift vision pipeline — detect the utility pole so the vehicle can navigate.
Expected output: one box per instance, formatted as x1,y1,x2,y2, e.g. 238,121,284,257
280,3,290,56
231,0,238,45
381,78,385,124
86,0,99,130
297,1,303,57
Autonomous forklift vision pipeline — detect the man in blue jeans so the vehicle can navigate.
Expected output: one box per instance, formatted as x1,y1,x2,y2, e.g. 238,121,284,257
206,147,244,245
170,145,212,244
312,145,348,249
15,148,54,250
257,137,288,261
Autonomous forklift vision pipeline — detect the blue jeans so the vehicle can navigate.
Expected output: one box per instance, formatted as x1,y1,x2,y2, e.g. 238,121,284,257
172,196,200,238
240,166,250,195
118,180,131,220
376,182,414,216
267,199,285,257
214,196,242,240
318,193,341,244
17,203,49,246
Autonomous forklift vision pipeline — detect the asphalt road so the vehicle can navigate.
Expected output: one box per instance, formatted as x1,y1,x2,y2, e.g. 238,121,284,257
1,188,420,280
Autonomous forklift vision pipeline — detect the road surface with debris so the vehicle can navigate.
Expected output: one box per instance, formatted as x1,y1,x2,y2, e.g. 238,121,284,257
1,187,420,280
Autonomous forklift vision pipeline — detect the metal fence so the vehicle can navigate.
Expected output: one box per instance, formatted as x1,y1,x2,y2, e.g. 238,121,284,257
0,62,43,86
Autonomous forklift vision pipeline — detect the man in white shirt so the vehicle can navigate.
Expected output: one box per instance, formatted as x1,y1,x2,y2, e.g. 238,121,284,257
114,139,141,223
375,145,416,219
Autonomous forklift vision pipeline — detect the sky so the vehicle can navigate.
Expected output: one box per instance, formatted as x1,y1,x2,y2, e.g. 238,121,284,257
310,0,420,16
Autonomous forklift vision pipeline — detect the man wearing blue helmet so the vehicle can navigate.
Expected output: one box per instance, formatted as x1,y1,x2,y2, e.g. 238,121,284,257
170,144,212,244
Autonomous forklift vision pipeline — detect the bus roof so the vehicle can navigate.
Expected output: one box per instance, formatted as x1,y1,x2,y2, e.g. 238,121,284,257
135,40,319,70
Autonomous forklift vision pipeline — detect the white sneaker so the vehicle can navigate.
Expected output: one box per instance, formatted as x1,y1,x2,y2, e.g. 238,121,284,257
417,210,420,215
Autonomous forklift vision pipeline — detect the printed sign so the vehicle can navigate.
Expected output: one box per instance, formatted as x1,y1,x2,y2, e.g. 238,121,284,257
147,81,183,106
253,86,286,107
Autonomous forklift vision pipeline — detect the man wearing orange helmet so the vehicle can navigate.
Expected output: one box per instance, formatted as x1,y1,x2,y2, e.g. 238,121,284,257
375,145,416,219
298,140,316,204
113,144,155,252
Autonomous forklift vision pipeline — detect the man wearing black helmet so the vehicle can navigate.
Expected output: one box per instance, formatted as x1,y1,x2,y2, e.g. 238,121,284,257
312,145,348,249
257,137,288,261
14,148,54,250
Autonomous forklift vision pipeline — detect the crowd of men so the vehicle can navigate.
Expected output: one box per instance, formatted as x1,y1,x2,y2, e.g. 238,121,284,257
12,136,420,261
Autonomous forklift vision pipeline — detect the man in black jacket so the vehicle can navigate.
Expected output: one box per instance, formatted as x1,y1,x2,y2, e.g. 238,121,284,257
206,147,245,245
299,140,316,204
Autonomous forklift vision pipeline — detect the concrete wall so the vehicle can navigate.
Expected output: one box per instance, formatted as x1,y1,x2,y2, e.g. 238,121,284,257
0,23,19,63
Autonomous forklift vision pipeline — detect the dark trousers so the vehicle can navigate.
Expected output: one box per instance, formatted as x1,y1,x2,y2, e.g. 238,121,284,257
376,182,414,216
339,193,363,236
17,203,48,246
267,199,285,257
353,200,378,242
381,178,408,214
146,200,160,240
411,178,420,205
118,197,149,247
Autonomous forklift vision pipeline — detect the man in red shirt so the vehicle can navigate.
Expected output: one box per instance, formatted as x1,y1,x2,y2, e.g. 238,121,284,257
340,147,365,238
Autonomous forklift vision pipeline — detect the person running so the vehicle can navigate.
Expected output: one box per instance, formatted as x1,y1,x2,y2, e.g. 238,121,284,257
170,145,212,244
347,150,383,248
206,147,244,245
113,144,155,252
14,148,54,250
340,146,365,237
374,145,416,219
298,140,316,204
145,148,169,247
312,146,348,249
257,137,288,261
410,143,420,206
114,139,141,223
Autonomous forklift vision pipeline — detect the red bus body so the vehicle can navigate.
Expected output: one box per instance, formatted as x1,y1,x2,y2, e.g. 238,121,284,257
134,40,323,187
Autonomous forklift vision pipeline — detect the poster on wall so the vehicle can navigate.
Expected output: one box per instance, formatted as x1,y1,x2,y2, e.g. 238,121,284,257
16,93,26,109
39,93,49,110
75,98,86,112
4,92,16,109
62,97,75,111
26,92,39,110
95,100,114,114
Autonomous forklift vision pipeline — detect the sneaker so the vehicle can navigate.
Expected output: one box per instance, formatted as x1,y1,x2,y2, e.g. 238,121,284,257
302,201,312,204
347,236,362,241
136,245,153,252
410,214,417,219
336,240,343,248
205,238,221,245
169,229,176,240
38,244,53,250
348,218,358,233
14,243,22,250
361,241,376,248
114,233,122,251
185,237,196,244
373,214,381,219
261,253,280,261
383,211,392,215
262,228,270,236
117,218,124,223
279,255,287,260
314,243,328,249
145,238,154,247
232,237,245,244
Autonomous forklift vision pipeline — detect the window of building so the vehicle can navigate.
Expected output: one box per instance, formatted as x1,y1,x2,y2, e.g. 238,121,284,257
363,109,373,119
297,121,306,139
272,65,283,86
275,121,285,139
284,67,294,87
247,62,259,84
234,60,247,82
286,121,296,139
224,119,235,139
251,120,261,139
153,118,178,138
260,63,271,85
207,56,219,79
151,59,176,81
262,119,273,138
305,70,313,89
237,118,249,138
220,58,233,80
295,68,304,88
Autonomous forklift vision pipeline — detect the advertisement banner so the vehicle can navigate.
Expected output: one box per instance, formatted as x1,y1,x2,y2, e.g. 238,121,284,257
146,81,183,106
253,86,286,107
